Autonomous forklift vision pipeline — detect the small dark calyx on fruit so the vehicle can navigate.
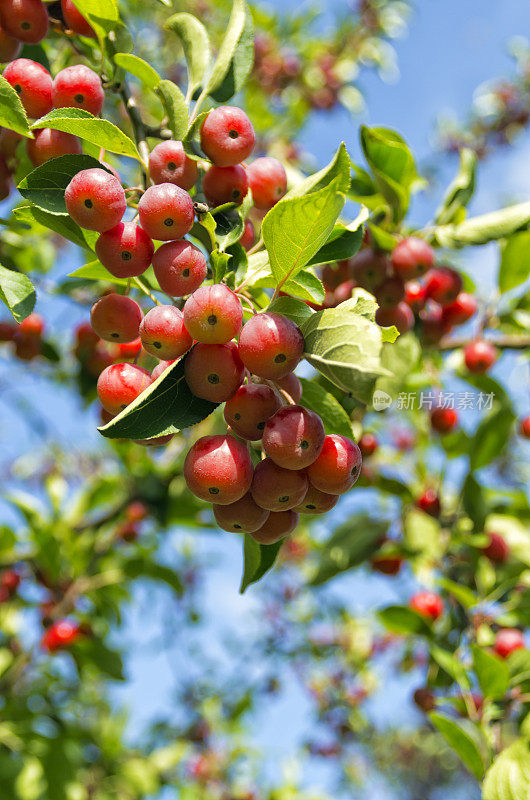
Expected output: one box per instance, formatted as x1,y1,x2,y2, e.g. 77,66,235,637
21,21,31,29
164,218,174,226
351,466,358,475
232,190,241,200
233,524,241,530
234,413,241,420
228,129,239,139
121,251,132,261
257,421,265,430
209,487,220,495
111,332,119,338
207,314,217,326
301,440,309,450
74,94,84,104
153,341,162,349
182,268,190,277
306,504,316,510
279,495,289,503
14,84,22,93
207,373,220,384
274,353,287,364
84,199,93,208
167,161,176,170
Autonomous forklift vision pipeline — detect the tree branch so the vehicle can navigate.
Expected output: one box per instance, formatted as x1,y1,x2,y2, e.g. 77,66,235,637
439,334,530,351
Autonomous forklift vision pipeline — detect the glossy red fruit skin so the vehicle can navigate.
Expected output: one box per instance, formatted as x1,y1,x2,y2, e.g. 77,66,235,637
292,485,338,515
375,302,414,334
0,156,10,200
250,510,299,544
0,568,20,595
240,219,255,251
52,65,104,116
183,284,242,344
0,0,48,43
238,313,304,380
416,489,441,518
97,363,152,415
61,0,95,36
200,106,255,167
224,383,281,440
90,294,142,343
464,340,497,373
65,168,126,232
359,433,378,457
202,165,249,207
95,222,154,278
184,434,253,505
0,320,17,341
41,619,82,652
14,333,41,360
441,291,477,327
139,305,193,360
482,532,509,563
251,458,308,512
350,249,390,290
27,128,82,166
262,405,325,470
392,237,434,280
425,267,463,305
430,407,458,434
0,24,21,61
138,183,194,241
307,434,362,495
247,156,287,210
375,276,405,308
213,492,270,533
413,687,435,712
18,311,43,337
152,240,207,297
112,338,142,361
520,416,530,439
404,280,427,312
151,359,175,381
419,301,447,344
184,341,244,403
275,372,302,403
494,629,525,659
0,127,23,159
409,591,444,621
372,555,403,575
3,59,53,118
148,140,198,190
321,261,351,291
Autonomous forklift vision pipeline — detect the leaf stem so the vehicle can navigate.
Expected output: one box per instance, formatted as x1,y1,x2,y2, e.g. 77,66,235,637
133,277,160,305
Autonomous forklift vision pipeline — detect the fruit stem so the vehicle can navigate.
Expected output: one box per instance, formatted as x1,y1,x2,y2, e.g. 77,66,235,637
132,277,160,305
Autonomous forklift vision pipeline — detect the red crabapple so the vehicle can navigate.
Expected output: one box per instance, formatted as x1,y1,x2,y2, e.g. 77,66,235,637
65,168,126,232
151,359,175,380
0,320,16,341
425,267,462,305
0,127,22,159
41,619,82,652
148,140,198,190
306,434,362,495
200,106,255,167
95,222,154,279
322,260,351,291
0,157,10,200
113,338,142,360
0,569,20,594
52,65,104,116
184,434,253,504
375,302,414,334
240,219,255,250
520,416,530,439
183,284,242,344
213,492,270,533
292,485,339,515
404,281,427,312
134,434,174,447
152,240,207,297
3,59,53,118
262,405,325,470
14,333,40,360
409,591,444,621
350,249,389,291
371,555,403,576
413,687,436,712
0,0,48,43
138,183,194,241
392,237,434,280
139,305,193,360
27,128,82,166
441,292,477,327
494,629,525,659
18,312,43,337
416,489,441,518
250,509,299,544
97,363,152,415
482,532,509,563
202,165,249,207
375,276,405,308
90,294,142,343
463,340,497,373
224,383,281,440
0,24,21,61
430,407,458,434
251,458,308,512
61,0,95,36
275,372,302,403
185,341,244,403
419,301,446,344
247,157,287,210
238,313,304,380
333,280,355,304
358,433,378,457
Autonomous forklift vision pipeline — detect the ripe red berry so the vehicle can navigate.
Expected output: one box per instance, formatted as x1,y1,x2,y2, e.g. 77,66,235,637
134,433,174,448
0,568,20,594
321,261,351,291
61,0,95,37
0,0,48,43
238,313,304,380
419,301,447,344
292,484,338,515
0,24,21,61
41,619,83,652
482,532,509,563
112,338,142,361
200,106,255,167
430,407,458,434
3,58,53,118
409,591,444,621
350,249,389,291
213,492,270,533
152,240,207,297
184,434,253,505
224,383,281,440
95,221,153,279
275,372,302,403
371,555,403,576
240,218,255,250
425,267,462,305
359,433,378,457
65,168,126,232
251,457,308,512
202,164,249,207
413,687,435,712
52,65,104,116
375,302,414,334
185,341,244,403
375,276,405,308
404,281,427,312
18,311,43,337
126,500,148,522
138,183,194,241
441,292,477,327
392,237,434,280
463,340,497,373
27,127,82,166
148,140,198,190
416,489,441,518
519,416,530,439
250,509,299,544
97,363,152,415
151,359,175,380
0,320,16,341
0,156,10,200
494,629,525,659
14,332,40,360
139,305,193,360
90,294,142,343
247,156,287,210
262,405,325,470
306,434,362,495
0,127,22,159
183,284,242,344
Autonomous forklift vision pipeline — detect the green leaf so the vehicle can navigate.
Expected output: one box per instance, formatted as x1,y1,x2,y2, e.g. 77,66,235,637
0,75,33,138
403,508,443,562
32,108,140,161
267,296,315,328
310,515,388,585
483,739,530,800
434,148,477,226
13,202,96,249
305,209,366,267
189,214,216,252
437,577,477,609
299,377,353,438
472,644,509,700
499,231,530,293
287,143,351,199
210,249,231,283
348,164,383,210
164,13,211,98
282,270,325,303
0,263,36,322
434,202,530,248
431,645,471,687
68,0,120,39
378,605,433,636
155,80,188,140
182,111,209,162
376,331,422,399
239,536,282,593
429,713,484,780
17,154,113,215
206,0,254,103
469,403,516,470
360,126,419,222
68,259,127,285
76,638,125,681
123,558,183,593
114,53,161,90
98,353,218,440
462,472,488,531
